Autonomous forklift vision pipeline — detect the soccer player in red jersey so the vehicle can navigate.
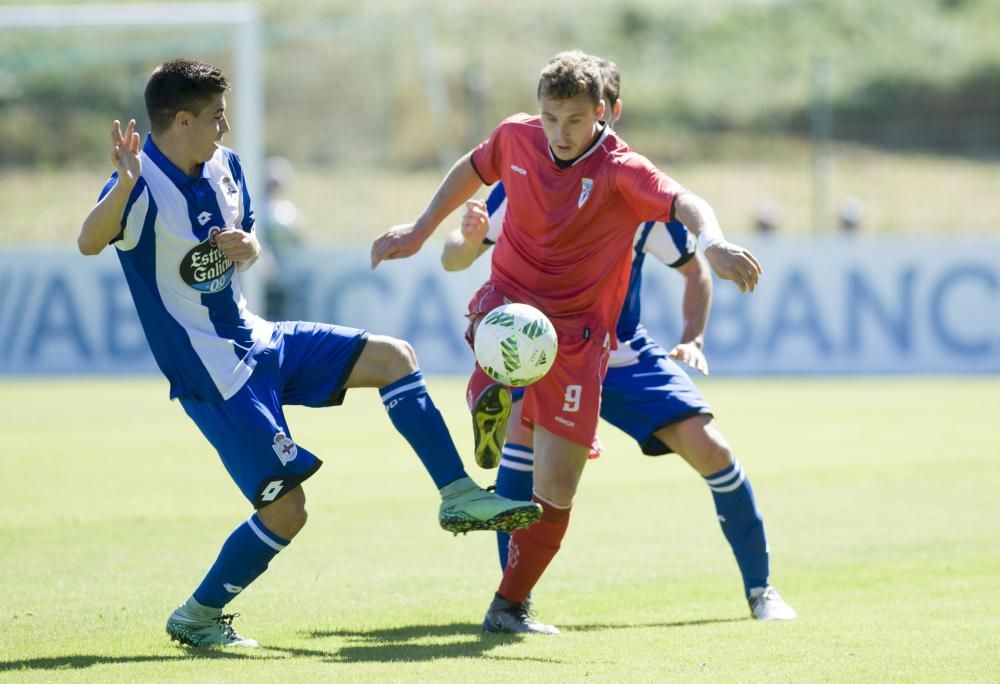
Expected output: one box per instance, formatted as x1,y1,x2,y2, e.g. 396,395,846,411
445,55,796,625
372,51,762,634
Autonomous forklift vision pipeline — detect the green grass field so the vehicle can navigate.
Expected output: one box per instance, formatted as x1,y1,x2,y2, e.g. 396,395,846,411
1,377,998,682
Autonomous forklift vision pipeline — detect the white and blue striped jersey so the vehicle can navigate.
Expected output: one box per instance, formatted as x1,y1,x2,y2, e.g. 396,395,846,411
483,182,696,368
101,136,275,403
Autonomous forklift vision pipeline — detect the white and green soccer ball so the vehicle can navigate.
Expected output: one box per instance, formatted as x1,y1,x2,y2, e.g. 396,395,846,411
474,303,558,387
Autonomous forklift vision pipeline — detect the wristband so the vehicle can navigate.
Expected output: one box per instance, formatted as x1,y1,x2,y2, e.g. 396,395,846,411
697,227,725,252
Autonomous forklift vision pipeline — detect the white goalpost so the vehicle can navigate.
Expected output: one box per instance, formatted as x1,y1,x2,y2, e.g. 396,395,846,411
0,2,264,201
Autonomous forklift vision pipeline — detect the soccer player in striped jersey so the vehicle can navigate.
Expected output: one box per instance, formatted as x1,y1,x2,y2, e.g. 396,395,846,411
78,59,541,649
441,56,796,626
372,51,767,634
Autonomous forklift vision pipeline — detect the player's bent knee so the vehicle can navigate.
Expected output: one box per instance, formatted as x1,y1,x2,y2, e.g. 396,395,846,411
693,439,733,475
350,335,419,387
258,486,308,539
533,480,577,508
379,336,418,381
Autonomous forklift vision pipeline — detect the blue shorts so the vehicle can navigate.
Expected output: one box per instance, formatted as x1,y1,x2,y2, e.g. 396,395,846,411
599,345,712,456
179,321,368,507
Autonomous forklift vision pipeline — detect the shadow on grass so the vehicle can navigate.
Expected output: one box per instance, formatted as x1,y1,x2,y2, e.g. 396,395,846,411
565,616,748,632
306,621,552,663
0,650,251,672
1,616,746,670
301,615,746,663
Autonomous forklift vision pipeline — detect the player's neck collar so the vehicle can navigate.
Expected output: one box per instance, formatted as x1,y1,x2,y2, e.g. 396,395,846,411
548,122,610,169
143,135,206,188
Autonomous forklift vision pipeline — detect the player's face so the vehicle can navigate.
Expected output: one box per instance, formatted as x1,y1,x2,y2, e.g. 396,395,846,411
539,93,605,161
187,93,230,163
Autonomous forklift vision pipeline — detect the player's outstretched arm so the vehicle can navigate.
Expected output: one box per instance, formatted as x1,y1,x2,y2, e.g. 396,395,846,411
441,199,492,271
78,119,141,255
371,152,484,269
667,251,713,375
674,193,762,293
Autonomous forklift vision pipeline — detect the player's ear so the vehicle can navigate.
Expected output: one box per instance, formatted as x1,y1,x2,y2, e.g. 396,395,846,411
174,110,192,128
612,100,623,122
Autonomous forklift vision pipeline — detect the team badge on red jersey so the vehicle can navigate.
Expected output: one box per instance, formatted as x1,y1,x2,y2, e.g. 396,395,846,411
578,178,594,208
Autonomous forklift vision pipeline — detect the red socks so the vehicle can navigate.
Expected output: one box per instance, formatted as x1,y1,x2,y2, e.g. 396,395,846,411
466,364,496,411
498,496,571,603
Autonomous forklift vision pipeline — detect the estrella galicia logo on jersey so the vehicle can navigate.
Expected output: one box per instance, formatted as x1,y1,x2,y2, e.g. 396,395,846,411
578,178,594,208
272,432,298,466
179,227,234,293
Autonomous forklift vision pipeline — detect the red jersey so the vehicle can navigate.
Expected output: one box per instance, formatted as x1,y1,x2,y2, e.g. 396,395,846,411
471,113,686,342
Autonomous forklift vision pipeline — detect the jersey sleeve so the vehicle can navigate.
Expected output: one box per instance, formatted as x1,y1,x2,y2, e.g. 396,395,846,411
99,172,149,250
643,220,697,268
225,151,255,232
470,117,515,186
616,154,686,224
484,182,507,245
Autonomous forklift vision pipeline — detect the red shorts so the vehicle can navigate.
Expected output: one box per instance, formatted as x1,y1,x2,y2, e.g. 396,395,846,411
466,283,609,452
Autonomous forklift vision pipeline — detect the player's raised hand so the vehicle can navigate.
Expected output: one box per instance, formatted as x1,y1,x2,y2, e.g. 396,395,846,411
371,222,429,269
668,341,709,375
461,200,490,243
111,119,141,188
704,242,762,293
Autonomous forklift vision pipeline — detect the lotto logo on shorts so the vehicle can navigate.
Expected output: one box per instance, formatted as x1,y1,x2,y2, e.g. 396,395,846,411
272,432,298,465
259,480,284,503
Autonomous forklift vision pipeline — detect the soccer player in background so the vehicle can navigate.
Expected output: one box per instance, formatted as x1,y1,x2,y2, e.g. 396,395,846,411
372,51,763,634
441,56,797,626
78,59,542,648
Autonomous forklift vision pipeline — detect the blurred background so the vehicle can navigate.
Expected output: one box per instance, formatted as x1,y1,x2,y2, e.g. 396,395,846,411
1,0,998,376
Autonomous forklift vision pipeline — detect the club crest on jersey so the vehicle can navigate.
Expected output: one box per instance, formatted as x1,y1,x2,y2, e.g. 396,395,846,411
578,178,594,208
272,432,298,465
179,227,234,293
221,176,239,197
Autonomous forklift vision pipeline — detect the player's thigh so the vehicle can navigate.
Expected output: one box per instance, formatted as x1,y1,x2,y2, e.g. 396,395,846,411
532,423,590,507
655,415,733,477
601,352,712,456
278,321,370,406
179,358,322,509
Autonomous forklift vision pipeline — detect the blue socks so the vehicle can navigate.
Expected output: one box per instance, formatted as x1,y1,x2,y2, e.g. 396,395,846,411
496,440,770,599
193,512,288,609
379,370,467,490
494,443,535,569
705,458,770,596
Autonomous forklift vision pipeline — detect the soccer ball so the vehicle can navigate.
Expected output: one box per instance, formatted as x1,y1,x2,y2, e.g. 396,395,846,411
474,303,558,387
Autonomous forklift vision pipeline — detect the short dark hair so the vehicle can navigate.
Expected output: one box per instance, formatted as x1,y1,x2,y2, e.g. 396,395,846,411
537,50,603,107
593,57,620,107
144,59,229,133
